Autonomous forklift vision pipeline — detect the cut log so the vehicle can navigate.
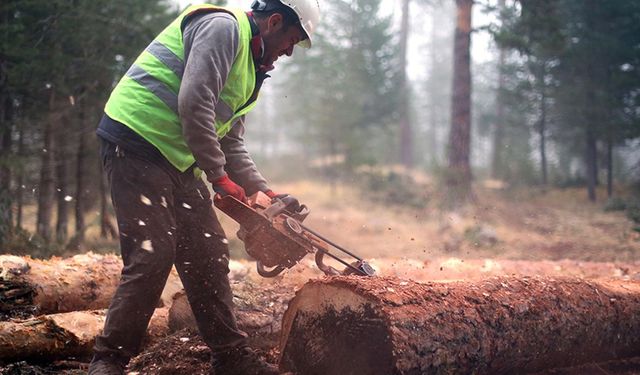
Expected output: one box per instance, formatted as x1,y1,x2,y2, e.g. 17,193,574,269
0,253,122,318
0,308,169,364
279,276,640,375
168,280,298,335
0,253,209,319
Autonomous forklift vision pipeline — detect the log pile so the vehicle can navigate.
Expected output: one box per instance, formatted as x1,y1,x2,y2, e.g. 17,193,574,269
0,253,288,365
279,276,640,375
1,253,640,374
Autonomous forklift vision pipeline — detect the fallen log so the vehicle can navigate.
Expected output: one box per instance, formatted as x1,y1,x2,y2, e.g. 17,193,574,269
0,308,169,364
168,279,298,335
279,276,640,375
0,253,122,318
0,282,295,363
0,254,250,319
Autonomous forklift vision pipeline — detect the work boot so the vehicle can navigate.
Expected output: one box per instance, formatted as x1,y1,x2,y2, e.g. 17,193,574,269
212,345,279,375
87,355,126,375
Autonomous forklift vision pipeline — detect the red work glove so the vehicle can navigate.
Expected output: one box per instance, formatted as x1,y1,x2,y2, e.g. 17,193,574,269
264,190,301,212
212,175,246,202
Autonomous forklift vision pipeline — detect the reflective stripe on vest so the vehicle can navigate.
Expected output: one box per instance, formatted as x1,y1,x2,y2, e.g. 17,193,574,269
146,40,185,79
126,64,179,114
104,5,258,172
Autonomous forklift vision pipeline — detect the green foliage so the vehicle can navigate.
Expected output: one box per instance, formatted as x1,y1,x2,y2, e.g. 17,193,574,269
277,0,399,173
602,196,640,225
626,202,640,224
0,0,177,251
2,0,176,109
490,0,640,190
1,228,64,258
604,197,628,212
355,168,430,209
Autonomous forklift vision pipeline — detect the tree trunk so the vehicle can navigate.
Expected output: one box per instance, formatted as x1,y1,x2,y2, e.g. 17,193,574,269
36,91,57,242
398,0,412,168
0,96,12,248
72,113,87,250
99,160,117,239
586,128,597,202
279,276,640,375
15,122,25,230
539,84,548,185
606,135,613,198
426,13,441,168
491,0,506,180
55,116,70,243
447,0,473,204
0,308,169,363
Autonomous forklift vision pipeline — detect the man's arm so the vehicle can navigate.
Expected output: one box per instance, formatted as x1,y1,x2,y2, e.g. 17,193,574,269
221,115,269,195
179,12,239,181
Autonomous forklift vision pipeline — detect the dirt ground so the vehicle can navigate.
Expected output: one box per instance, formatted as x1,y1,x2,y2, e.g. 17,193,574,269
237,181,639,262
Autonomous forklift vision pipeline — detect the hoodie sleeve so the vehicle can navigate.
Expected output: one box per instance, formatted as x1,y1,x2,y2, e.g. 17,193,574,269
220,115,270,195
179,12,239,181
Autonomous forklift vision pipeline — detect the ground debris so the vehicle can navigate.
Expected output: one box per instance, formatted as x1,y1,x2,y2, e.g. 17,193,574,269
128,329,278,375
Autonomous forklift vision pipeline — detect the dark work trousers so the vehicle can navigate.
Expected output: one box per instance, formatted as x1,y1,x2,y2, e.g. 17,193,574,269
94,138,247,363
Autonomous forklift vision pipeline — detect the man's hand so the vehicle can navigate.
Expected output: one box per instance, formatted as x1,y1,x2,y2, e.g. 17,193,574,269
265,190,301,212
212,175,247,202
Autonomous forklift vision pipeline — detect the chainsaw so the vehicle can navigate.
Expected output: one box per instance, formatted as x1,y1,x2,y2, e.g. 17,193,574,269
214,191,375,278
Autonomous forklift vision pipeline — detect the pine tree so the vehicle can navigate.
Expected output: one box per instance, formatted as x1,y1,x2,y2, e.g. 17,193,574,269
447,0,473,205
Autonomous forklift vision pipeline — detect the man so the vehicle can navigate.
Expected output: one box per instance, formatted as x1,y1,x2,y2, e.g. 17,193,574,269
89,0,320,374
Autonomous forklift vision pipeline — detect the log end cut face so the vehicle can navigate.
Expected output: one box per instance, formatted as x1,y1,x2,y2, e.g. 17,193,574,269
279,283,395,375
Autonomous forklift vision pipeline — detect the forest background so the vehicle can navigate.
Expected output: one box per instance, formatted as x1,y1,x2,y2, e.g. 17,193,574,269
0,0,639,260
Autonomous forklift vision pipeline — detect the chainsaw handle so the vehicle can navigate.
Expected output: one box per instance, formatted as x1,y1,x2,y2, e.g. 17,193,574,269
256,261,286,278
314,250,341,276
213,193,222,203
291,204,310,222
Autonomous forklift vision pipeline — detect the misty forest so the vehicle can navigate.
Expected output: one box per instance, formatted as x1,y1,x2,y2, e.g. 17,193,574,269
1,0,640,373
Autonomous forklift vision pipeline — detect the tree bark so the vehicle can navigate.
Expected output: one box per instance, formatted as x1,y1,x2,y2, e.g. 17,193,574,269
99,159,117,239
55,116,70,243
491,0,506,180
536,63,549,186
586,128,597,202
606,135,613,198
539,87,548,186
0,254,241,320
15,122,25,230
72,112,88,250
0,308,169,364
279,276,640,375
0,253,123,319
0,96,12,248
447,0,473,204
398,0,412,168
36,91,57,242
168,279,298,336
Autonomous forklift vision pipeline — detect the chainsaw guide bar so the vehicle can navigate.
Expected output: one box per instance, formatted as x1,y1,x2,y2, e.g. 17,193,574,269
214,192,375,278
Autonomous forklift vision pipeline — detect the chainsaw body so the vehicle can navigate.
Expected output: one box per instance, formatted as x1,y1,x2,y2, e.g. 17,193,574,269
214,192,375,278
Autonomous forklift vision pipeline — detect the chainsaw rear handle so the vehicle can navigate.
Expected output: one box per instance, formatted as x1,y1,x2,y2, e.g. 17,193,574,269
290,204,310,222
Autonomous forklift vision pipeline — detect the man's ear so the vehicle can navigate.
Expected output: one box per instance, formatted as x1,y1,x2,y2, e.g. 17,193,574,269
267,13,284,32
